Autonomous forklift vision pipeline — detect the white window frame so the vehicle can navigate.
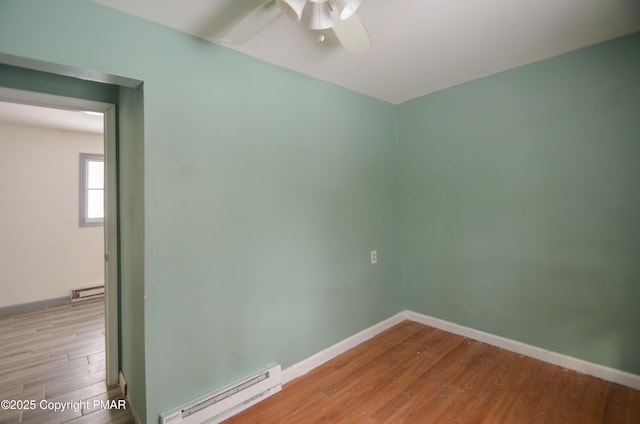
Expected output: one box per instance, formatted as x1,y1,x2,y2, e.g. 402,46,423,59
79,153,104,227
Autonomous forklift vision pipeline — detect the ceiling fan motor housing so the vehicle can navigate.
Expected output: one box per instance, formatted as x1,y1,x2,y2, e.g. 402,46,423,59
277,0,362,28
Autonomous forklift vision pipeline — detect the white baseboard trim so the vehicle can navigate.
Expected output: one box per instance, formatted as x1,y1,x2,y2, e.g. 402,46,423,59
282,310,640,391
282,311,406,384
405,310,640,391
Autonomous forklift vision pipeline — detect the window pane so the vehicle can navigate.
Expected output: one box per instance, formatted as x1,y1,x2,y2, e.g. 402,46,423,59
87,189,104,219
80,153,104,227
87,160,104,189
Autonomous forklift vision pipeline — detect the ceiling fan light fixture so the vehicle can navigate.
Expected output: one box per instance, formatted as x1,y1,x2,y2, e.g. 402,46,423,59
331,0,362,20
276,0,306,22
304,1,334,30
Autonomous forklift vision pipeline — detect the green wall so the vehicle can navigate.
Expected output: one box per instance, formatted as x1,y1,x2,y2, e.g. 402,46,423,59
0,1,403,421
1,0,639,421
397,33,640,375
117,85,146,421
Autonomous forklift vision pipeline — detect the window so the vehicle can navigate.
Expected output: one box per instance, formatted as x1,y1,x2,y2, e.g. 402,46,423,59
79,153,104,227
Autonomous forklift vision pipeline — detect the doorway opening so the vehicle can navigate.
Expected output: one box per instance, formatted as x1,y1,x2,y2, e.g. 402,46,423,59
0,88,119,389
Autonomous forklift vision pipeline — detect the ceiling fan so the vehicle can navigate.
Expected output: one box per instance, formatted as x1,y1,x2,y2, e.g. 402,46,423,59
214,0,371,54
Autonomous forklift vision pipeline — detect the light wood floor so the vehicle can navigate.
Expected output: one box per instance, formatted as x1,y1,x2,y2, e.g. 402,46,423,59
226,321,640,423
0,298,135,424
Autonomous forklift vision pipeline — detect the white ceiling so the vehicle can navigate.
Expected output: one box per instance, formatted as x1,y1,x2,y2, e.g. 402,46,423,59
0,102,104,134
90,0,640,104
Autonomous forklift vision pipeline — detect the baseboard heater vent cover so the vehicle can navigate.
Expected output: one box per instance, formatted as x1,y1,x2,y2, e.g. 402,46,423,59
70,285,105,302
160,364,282,424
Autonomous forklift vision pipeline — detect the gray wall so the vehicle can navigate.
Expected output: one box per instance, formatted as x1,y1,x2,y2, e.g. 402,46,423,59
0,121,103,308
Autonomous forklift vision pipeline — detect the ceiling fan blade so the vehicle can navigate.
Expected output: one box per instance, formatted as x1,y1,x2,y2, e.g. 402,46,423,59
222,0,282,44
330,12,371,54
198,0,271,42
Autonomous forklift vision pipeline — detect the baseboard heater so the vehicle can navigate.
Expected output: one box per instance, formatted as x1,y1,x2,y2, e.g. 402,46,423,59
160,364,282,424
70,285,105,302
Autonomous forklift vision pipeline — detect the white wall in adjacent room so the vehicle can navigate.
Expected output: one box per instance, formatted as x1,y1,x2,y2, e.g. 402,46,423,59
0,122,103,308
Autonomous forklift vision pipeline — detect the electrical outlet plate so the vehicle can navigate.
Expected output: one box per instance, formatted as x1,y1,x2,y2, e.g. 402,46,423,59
370,250,377,264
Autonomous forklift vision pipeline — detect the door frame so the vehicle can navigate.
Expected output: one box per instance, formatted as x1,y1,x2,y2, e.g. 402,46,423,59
0,87,120,386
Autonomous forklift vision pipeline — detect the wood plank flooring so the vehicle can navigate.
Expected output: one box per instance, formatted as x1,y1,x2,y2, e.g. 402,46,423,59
0,298,135,424
226,321,640,423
